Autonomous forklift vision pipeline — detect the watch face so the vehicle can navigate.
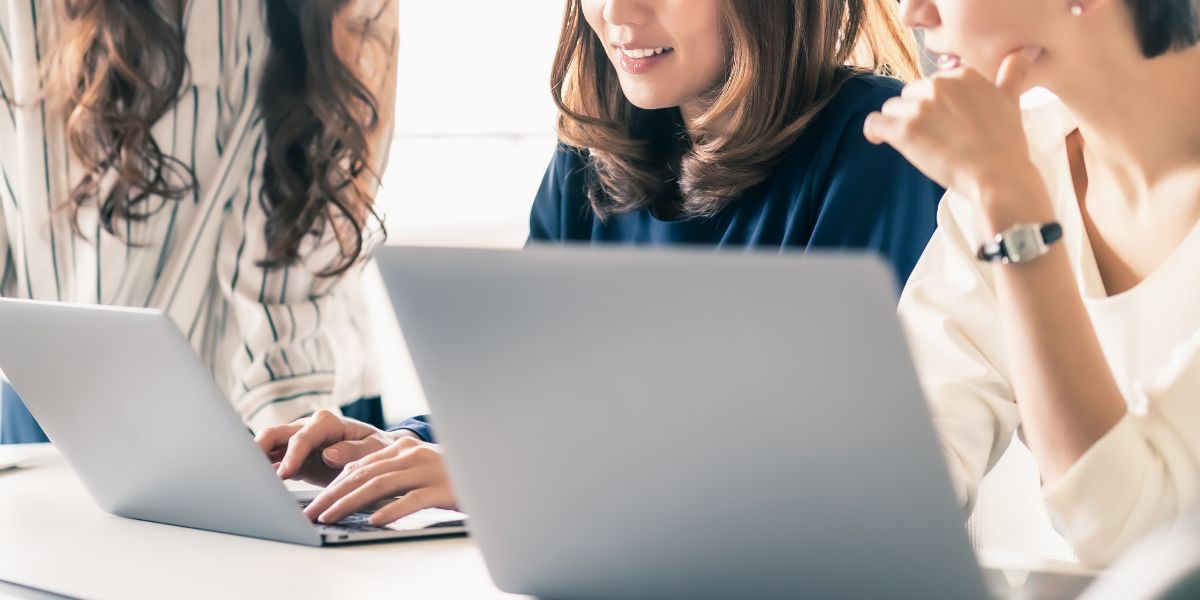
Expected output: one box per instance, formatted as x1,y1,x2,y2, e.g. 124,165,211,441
1006,228,1040,262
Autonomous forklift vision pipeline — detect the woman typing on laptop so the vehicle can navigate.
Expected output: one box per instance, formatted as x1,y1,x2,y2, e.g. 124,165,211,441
0,0,397,442
258,0,945,527
865,0,1200,566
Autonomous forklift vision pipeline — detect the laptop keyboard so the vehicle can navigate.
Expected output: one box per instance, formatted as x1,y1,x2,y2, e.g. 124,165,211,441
299,500,391,534
299,499,468,537
317,512,389,533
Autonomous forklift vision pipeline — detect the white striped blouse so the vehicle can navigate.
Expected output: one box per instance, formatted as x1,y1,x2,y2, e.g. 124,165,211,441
0,0,383,432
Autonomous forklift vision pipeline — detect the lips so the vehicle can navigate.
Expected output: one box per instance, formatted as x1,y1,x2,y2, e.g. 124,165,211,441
934,53,963,70
615,46,675,75
924,42,964,71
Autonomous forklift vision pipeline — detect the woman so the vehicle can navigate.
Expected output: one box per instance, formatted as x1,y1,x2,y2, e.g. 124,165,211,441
865,0,1200,566
259,0,946,528
0,0,397,441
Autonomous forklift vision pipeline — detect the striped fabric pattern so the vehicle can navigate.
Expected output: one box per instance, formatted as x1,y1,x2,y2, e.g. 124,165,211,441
0,0,382,431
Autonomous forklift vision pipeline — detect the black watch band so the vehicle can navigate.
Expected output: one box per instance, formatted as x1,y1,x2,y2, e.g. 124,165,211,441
976,222,1064,264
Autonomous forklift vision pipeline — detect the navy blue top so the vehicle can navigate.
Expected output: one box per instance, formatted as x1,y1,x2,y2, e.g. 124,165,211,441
393,74,943,443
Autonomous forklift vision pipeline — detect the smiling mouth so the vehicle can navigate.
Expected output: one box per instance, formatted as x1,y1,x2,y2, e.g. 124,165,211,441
619,46,673,59
935,53,963,70
615,46,675,75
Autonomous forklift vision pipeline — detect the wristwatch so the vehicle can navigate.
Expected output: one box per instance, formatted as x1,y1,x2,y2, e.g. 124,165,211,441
976,222,1063,264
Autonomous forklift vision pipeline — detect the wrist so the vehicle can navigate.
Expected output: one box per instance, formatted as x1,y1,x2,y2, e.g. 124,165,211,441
974,177,1055,236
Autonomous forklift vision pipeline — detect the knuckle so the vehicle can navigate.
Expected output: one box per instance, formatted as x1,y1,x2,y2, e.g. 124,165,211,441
403,488,429,505
347,471,369,488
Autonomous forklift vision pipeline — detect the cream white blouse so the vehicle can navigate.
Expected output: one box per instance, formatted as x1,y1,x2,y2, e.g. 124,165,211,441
899,97,1200,567
0,1,382,431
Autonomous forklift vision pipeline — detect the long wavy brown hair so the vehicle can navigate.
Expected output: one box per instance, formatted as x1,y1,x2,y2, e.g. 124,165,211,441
37,0,395,275
551,0,921,220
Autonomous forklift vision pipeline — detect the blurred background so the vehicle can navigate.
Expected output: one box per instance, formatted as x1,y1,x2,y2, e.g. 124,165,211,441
366,1,562,423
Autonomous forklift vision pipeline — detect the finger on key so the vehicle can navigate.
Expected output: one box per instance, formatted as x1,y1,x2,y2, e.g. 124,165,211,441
306,455,409,521
319,469,422,525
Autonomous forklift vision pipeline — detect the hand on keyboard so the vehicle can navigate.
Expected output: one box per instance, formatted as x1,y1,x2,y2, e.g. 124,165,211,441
303,434,460,527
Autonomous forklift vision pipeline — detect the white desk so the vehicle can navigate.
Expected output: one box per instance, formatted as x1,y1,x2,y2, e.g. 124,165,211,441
0,445,527,600
0,445,1100,600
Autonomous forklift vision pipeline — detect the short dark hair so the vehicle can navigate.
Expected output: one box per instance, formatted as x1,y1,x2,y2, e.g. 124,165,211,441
1126,0,1200,57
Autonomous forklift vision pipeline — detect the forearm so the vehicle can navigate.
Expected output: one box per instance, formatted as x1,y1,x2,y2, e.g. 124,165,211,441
982,185,1127,484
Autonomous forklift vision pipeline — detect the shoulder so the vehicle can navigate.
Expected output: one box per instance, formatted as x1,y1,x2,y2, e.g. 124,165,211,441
530,144,595,241
816,74,907,134
539,144,592,201
549,143,590,175
788,74,931,190
780,74,906,165
1020,89,1076,155
830,73,907,112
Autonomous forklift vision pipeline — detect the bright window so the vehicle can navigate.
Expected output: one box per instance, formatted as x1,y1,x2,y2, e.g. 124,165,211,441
370,1,565,419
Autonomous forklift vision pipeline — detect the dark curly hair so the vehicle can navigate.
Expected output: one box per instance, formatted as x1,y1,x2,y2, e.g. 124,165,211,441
38,0,394,276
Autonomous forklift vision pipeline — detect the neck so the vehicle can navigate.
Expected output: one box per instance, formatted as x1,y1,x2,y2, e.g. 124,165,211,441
1049,44,1200,200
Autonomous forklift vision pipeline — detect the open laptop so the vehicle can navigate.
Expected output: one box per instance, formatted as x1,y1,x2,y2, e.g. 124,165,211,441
377,245,998,600
0,299,466,546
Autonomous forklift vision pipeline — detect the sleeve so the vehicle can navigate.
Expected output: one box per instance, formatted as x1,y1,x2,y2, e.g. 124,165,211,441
808,104,945,287
390,415,436,443
215,127,383,433
901,192,1200,567
528,145,590,244
1041,329,1200,567
896,192,1023,513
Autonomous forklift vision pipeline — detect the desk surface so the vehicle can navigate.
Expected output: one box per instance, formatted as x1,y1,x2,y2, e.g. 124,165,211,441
0,445,526,600
0,445,1098,600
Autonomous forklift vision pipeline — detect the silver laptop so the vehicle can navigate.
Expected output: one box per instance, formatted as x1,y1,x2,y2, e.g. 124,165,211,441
377,245,993,600
0,299,466,546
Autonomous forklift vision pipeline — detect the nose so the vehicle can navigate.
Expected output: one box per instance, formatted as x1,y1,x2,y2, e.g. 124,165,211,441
899,0,941,29
602,0,652,28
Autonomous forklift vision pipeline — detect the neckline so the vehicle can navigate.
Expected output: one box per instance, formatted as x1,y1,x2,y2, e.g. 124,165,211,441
1058,130,1200,305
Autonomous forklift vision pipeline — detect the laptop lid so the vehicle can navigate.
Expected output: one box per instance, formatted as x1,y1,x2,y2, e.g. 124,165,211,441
0,300,321,546
377,245,990,600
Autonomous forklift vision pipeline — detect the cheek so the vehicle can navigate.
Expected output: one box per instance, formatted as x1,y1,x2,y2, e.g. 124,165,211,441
580,1,607,44
943,0,1050,60
672,1,726,91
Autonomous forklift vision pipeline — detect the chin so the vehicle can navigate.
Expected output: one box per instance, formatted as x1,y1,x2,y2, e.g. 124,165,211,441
625,99,673,110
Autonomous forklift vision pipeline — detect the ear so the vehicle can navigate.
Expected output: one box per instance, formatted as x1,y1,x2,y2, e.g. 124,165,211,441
1070,0,1113,16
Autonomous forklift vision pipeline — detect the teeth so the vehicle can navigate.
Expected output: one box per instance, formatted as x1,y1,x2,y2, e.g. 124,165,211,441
621,47,670,59
936,54,962,69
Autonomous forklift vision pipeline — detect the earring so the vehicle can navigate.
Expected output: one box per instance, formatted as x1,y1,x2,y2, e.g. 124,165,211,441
1070,0,1085,16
